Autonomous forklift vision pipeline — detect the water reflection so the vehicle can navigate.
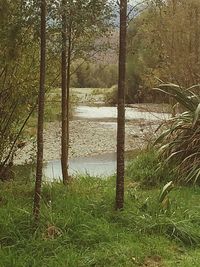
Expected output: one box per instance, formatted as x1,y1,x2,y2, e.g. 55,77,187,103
44,152,116,180
43,150,139,181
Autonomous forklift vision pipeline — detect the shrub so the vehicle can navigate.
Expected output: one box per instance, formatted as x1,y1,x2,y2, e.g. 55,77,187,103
126,150,175,187
44,89,78,122
154,83,200,185
103,85,118,105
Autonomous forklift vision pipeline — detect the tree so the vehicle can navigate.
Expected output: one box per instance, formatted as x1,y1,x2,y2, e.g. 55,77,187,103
126,0,200,102
60,0,112,183
61,0,69,184
116,0,127,210
0,0,41,179
33,0,46,222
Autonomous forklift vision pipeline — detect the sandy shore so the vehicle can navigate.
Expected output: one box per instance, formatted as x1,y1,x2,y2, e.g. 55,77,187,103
14,118,159,165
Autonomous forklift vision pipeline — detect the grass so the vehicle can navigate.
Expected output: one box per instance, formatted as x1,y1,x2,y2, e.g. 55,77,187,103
126,149,177,187
0,173,200,267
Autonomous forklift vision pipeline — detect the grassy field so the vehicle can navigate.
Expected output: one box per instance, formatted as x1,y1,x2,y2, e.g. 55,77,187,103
0,171,200,267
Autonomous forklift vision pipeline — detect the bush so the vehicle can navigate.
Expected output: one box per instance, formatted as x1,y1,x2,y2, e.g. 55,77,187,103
44,89,78,122
71,62,118,89
154,83,200,185
126,150,175,187
103,85,118,105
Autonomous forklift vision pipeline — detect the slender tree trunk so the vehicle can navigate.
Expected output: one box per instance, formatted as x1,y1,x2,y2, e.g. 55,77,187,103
61,0,70,184
116,0,127,210
171,0,176,64
66,26,72,178
195,6,199,64
33,0,46,222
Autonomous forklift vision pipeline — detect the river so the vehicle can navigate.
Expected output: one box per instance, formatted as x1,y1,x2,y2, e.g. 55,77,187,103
43,104,170,180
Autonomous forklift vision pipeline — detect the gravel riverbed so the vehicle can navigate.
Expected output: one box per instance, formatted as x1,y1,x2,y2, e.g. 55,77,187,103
14,118,160,165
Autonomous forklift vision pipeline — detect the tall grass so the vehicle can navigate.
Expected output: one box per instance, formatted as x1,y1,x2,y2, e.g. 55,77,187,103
0,175,200,266
126,150,176,187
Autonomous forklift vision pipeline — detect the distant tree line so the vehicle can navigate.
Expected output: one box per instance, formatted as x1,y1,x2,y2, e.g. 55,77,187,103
126,0,200,102
69,0,200,104
70,62,118,88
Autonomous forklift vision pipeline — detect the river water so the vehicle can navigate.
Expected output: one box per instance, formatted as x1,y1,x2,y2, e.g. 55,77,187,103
74,105,169,121
43,105,170,180
44,152,116,180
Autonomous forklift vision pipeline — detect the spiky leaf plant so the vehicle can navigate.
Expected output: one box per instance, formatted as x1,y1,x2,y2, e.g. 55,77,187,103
154,83,200,185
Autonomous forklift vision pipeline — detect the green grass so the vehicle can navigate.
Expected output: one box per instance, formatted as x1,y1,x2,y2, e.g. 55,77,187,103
126,150,177,187
0,174,200,267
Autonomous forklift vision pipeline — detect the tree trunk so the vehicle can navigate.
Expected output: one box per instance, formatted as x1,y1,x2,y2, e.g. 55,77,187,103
61,0,70,184
116,0,127,210
66,26,72,177
195,6,199,64
33,0,46,222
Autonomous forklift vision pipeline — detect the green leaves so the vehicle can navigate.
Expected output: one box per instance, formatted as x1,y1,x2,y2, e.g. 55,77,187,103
193,103,200,127
155,83,200,185
159,181,174,204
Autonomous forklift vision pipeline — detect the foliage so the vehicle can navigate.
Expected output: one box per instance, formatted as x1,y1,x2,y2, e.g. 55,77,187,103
126,0,200,102
0,0,40,173
0,176,200,266
71,62,118,88
43,88,78,122
126,150,176,187
0,0,114,175
154,83,200,185
0,0,63,171
56,0,112,59
103,85,118,105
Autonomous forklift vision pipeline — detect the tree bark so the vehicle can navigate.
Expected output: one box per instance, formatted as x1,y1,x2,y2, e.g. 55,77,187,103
116,0,127,210
61,0,70,184
33,0,46,222
195,6,199,64
66,25,72,178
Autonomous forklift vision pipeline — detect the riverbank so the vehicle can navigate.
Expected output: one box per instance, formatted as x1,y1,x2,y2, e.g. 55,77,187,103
14,117,161,165
14,98,170,165
1,175,200,267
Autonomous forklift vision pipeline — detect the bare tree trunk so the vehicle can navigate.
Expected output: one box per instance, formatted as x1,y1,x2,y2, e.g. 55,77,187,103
33,0,46,222
66,26,72,180
195,6,199,64
116,0,127,210
61,0,70,184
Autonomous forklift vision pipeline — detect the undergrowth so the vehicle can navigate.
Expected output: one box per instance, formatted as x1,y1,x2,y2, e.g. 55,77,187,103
0,174,200,266
126,150,177,187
